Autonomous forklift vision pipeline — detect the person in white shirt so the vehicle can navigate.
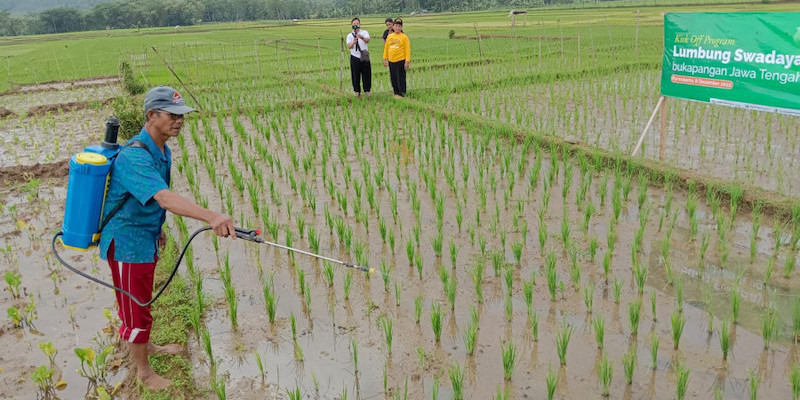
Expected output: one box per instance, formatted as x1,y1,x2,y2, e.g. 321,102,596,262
346,17,372,98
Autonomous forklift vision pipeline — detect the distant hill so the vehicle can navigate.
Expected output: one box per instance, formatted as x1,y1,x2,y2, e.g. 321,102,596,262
0,0,113,13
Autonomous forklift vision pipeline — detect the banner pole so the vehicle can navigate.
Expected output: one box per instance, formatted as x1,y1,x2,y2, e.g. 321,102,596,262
631,96,665,157
659,97,668,160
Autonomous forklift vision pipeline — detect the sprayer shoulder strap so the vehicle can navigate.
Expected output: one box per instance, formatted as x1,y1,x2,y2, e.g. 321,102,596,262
98,139,151,232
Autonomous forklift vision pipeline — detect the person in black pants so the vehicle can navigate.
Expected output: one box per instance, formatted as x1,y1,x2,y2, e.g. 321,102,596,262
346,17,371,97
383,19,410,98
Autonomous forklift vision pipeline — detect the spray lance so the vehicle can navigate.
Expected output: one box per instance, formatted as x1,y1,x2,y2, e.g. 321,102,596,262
52,116,373,307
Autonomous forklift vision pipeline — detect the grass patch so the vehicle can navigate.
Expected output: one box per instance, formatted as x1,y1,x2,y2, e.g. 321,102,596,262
139,233,201,400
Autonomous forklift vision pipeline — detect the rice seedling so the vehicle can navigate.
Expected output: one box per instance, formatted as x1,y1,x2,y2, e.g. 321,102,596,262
749,368,761,400
504,266,514,293
415,251,423,279
793,296,800,344
568,250,582,290
672,310,686,350
676,278,684,313
594,314,605,349
546,252,558,302
791,363,800,400
546,365,559,400
394,280,401,307
255,351,265,380
762,305,777,350
598,352,613,396
731,289,741,324
350,336,359,374
676,361,690,400
650,333,660,370
344,271,353,301
650,291,657,321
471,261,484,303
560,209,571,248
613,278,623,304
378,315,394,355
687,194,699,240
750,202,763,263
449,363,465,400
602,251,612,282
463,321,478,356
786,255,797,278
221,253,238,330
431,233,443,257
530,309,540,341
431,303,443,343
538,218,548,252
623,345,636,385
494,385,510,400
584,282,594,314
432,376,439,400
505,293,513,322
524,278,534,312
555,321,574,366
380,260,391,292
629,300,642,336
607,224,617,252
501,340,517,380
263,274,277,324
589,236,599,262
765,256,776,283
323,261,334,288
492,251,504,277
719,319,732,362
511,240,524,265
632,261,647,295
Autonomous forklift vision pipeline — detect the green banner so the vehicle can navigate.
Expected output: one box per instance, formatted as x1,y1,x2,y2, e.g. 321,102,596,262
661,12,800,116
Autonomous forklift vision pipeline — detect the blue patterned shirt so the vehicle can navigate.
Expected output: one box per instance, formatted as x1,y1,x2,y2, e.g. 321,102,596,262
99,128,171,263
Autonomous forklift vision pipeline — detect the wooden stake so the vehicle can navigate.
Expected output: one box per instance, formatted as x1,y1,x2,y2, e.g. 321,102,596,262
284,40,290,74
538,20,542,71
473,23,489,82
605,17,616,62
632,96,665,157
150,46,201,109
659,97,668,161
317,38,325,78
255,39,262,79
339,31,345,92
635,10,640,63
577,18,581,70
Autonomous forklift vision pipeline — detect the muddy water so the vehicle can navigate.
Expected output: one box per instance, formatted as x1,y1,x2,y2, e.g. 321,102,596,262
0,182,127,399
1,84,121,115
2,85,797,399
167,104,798,399
0,107,111,168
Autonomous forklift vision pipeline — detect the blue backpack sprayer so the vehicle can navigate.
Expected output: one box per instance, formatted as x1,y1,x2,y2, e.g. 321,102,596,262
52,116,372,307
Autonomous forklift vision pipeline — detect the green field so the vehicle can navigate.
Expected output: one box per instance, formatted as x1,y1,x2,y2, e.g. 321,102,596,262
4,3,800,400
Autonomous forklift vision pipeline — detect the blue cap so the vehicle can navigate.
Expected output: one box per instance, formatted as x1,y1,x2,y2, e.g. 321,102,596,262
143,86,196,115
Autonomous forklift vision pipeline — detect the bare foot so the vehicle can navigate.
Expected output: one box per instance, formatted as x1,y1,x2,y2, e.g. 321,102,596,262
149,343,183,355
139,371,172,391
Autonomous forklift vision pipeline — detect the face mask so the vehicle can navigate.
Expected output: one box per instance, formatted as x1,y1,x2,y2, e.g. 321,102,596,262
352,25,359,30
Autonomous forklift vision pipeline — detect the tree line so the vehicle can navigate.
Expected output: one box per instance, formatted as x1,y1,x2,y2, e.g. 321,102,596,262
0,0,586,36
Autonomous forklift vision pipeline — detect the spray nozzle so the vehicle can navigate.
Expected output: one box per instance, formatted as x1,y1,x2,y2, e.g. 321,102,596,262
234,227,263,243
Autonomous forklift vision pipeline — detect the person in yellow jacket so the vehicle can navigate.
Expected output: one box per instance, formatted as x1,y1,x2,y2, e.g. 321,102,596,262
382,18,410,97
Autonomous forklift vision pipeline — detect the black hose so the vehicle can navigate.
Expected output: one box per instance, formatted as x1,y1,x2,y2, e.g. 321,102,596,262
51,226,211,307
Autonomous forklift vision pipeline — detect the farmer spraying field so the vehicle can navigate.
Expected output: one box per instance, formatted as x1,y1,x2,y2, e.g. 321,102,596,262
99,86,235,390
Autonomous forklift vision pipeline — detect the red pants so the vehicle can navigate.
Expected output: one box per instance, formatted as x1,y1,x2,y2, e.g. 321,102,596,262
106,241,158,344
